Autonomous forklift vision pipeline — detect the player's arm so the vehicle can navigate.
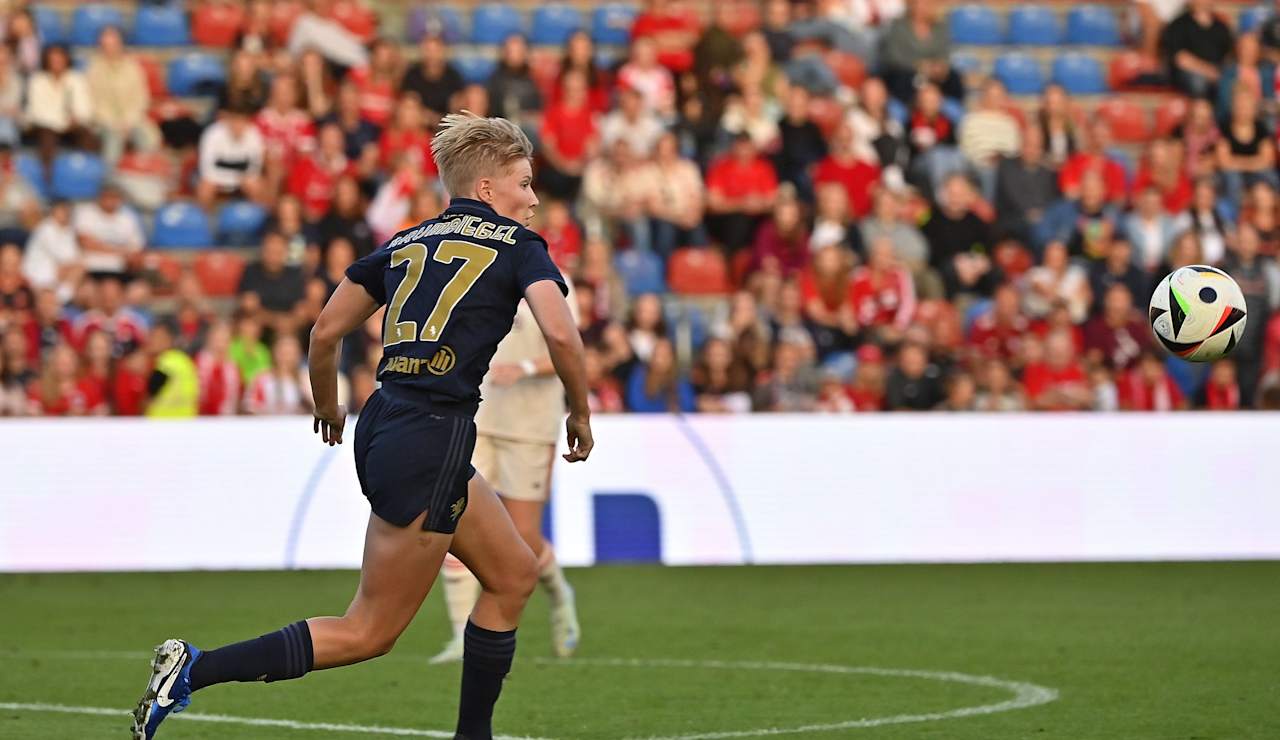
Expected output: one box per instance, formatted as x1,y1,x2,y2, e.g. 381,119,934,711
524,279,593,463
308,277,380,445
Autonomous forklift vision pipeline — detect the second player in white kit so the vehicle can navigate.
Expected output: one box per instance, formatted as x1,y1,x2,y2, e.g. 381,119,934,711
432,283,581,662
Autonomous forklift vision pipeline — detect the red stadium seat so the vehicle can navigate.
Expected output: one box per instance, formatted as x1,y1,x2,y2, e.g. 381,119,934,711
193,2,245,48
1154,95,1189,137
826,51,867,91
138,56,168,100
330,0,376,41
669,248,731,295
141,253,184,294
194,251,247,297
730,248,755,287
269,0,304,46
1097,99,1151,143
1108,51,1158,91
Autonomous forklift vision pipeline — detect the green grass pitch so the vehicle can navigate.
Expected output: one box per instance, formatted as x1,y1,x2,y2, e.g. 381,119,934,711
2,562,1277,739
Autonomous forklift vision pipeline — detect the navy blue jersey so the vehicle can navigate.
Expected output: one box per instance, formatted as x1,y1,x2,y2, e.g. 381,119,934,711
345,198,566,415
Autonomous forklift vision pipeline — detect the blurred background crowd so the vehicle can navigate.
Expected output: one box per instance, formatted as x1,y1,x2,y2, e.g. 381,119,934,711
3,0,1280,417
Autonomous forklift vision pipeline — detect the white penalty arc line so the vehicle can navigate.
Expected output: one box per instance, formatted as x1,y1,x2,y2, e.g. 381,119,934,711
0,654,1058,739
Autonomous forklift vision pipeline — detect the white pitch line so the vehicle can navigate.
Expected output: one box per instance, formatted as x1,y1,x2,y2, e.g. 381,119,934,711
1,652,1058,739
0,702,552,740
529,657,1059,740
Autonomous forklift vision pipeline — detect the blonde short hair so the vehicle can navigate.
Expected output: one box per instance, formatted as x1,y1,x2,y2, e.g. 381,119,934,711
431,111,534,198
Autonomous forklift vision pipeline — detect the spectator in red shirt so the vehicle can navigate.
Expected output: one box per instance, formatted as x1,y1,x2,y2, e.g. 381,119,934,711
288,122,354,219
1203,359,1241,410
1083,283,1151,371
750,197,810,279
705,133,779,252
585,345,625,413
907,81,955,162
196,319,242,415
540,200,583,273
111,346,149,416
813,124,882,219
347,38,402,127
256,74,315,180
26,343,104,416
23,289,75,363
539,70,599,201
632,0,702,75
799,245,859,359
556,30,612,114
1118,350,1187,410
80,329,113,411
1130,137,1193,214
851,236,917,342
71,276,148,355
1022,330,1092,410
378,92,435,174
967,283,1031,362
1058,119,1128,204
848,343,887,411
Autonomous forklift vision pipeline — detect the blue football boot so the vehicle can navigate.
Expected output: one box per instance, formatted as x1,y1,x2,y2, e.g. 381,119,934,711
132,639,201,739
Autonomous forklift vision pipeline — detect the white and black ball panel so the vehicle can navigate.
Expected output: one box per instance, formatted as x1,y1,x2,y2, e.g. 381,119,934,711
1148,265,1247,362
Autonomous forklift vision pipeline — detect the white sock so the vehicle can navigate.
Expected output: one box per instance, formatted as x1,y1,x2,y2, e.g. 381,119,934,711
537,543,571,604
441,554,481,640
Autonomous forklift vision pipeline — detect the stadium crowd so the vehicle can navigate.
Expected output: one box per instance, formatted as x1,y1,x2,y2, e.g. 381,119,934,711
2,0,1280,417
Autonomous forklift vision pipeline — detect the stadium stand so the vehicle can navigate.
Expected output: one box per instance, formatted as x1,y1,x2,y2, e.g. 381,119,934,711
2,0,1280,421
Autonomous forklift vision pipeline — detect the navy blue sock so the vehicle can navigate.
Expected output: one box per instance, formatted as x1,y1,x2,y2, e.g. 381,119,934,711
189,620,313,691
454,621,516,740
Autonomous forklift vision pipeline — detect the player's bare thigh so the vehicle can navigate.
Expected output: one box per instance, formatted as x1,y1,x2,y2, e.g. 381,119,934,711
449,472,539,630
309,509,452,668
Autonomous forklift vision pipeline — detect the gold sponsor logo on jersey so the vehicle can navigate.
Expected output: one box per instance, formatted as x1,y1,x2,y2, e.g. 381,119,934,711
384,346,456,376
451,495,467,521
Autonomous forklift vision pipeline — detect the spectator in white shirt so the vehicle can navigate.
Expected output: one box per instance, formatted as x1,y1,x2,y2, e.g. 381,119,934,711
24,44,96,174
86,27,160,165
616,37,675,116
599,86,665,158
22,200,83,302
74,185,145,279
196,106,267,209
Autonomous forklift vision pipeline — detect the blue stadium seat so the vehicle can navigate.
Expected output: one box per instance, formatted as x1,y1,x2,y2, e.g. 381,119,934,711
471,4,524,45
951,50,983,77
1008,6,1061,46
531,5,583,46
941,97,966,123
1240,6,1271,34
15,153,49,200
453,55,498,84
70,5,126,47
406,6,466,43
166,53,227,96
886,97,909,126
994,52,1044,95
132,6,190,46
152,202,213,249
592,4,637,45
51,152,105,200
615,250,666,296
949,6,1003,45
1052,52,1107,94
33,7,67,45
216,201,268,247
1066,6,1122,46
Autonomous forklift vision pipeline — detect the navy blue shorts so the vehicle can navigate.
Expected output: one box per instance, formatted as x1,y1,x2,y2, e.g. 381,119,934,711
353,388,477,533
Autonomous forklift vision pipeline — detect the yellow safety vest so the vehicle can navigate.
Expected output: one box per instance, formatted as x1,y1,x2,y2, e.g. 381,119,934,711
146,349,199,419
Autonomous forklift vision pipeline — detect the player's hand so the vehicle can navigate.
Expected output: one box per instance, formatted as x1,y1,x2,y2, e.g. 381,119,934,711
313,404,347,446
488,363,525,387
563,413,593,463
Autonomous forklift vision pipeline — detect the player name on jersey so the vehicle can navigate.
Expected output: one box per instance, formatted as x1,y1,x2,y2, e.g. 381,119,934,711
388,215,520,249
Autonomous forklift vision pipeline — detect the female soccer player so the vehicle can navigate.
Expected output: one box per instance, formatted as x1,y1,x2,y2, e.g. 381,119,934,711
132,112,594,740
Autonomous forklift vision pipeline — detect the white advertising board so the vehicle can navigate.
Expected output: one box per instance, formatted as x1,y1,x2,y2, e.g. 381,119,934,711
1,414,1277,571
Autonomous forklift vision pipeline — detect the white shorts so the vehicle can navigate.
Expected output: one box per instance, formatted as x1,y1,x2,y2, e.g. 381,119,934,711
471,434,555,502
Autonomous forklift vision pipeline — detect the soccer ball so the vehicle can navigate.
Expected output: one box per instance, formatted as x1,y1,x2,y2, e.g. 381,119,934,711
1148,265,1247,362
